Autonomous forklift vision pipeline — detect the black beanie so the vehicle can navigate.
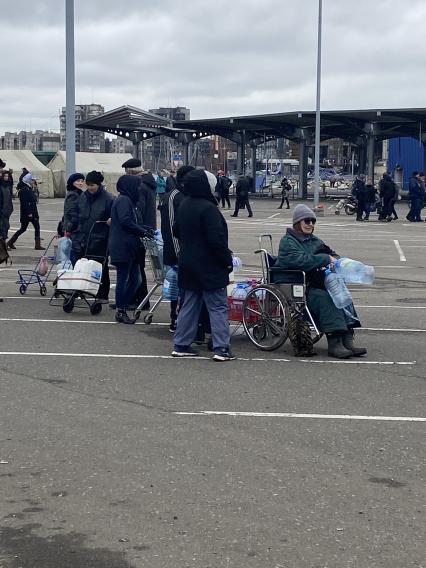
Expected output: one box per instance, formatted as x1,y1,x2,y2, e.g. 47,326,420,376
176,165,195,187
85,170,104,186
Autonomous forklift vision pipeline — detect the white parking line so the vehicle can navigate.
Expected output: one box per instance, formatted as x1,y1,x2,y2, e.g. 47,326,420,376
394,239,407,262
175,411,426,422
0,351,415,365
266,212,281,219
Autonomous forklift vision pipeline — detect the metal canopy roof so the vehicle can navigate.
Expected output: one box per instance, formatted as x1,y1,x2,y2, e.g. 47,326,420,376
174,108,426,143
77,105,426,145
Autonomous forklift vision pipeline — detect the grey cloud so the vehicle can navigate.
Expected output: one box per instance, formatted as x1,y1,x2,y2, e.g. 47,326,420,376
0,0,425,133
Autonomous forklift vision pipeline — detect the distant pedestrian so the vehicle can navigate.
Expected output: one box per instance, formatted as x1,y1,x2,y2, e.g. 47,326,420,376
7,173,43,250
378,173,397,222
230,175,253,218
364,178,376,220
172,169,235,361
278,177,291,209
156,170,168,208
0,171,14,239
166,171,177,192
406,171,424,222
354,177,369,221
216,170,232,209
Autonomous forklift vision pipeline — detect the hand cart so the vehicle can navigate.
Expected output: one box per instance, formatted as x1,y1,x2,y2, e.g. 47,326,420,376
134,235,165,324
17,235,57,296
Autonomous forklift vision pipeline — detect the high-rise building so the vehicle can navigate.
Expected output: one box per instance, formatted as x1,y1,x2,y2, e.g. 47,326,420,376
60,104,105,152
146,107,190,171
0,130,60,152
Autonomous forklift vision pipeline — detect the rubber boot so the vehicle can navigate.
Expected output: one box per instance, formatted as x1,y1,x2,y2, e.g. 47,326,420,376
35,238,44,250
326,333,353,359
342,330,367,357
7,238,16,250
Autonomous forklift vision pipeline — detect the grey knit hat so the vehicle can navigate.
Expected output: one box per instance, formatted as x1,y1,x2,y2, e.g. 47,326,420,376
292,204,316,225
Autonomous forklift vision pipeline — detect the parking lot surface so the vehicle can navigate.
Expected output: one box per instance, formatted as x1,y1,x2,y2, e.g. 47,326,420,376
0,197,425,567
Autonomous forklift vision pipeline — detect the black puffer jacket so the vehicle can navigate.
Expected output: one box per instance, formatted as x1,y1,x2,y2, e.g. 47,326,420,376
109,175,147,264
18,185,38,221
63,187,83,233
173,169,232,291
136,174,157,230
71,186,114,257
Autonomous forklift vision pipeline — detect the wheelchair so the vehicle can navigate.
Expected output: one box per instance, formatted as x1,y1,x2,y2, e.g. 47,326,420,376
241,235,323,354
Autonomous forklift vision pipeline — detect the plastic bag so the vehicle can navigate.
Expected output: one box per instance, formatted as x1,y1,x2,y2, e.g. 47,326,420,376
37,256,49,276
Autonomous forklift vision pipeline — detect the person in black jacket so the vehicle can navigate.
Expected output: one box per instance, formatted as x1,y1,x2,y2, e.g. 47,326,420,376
216,170,232,209
278,177,291,209
71,171,114,301
406,171,424,222
7,173,43,250
230,175,253,217
109,175,149,324
172,169,235,361
159,165,195,331
379,173,397,222
0,171,14,240
57,172,85,237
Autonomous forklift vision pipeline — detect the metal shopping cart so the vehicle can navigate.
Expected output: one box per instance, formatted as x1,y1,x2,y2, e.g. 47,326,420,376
134,235,165,324
17,235,57,296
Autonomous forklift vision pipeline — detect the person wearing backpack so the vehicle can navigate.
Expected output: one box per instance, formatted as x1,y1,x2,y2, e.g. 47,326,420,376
278,177,292,209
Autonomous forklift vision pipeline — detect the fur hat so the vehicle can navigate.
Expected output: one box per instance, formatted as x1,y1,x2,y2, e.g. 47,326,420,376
85,170,104,186
292,204,316,225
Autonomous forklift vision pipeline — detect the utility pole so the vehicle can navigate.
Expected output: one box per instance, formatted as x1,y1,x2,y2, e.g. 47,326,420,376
65,0,76,177
313,0,322,209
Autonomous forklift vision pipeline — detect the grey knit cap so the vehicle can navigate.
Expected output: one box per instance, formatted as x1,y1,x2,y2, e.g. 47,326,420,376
292,204,316,225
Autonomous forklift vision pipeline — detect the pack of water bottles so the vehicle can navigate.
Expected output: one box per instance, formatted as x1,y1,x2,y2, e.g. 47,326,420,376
227,279,260,321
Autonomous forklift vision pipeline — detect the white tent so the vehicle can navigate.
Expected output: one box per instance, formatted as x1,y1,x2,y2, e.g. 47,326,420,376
0,150,55,198
47,151,133,197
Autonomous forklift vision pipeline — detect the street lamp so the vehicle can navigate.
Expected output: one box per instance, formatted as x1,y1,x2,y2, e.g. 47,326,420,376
65,0,76,176
313,0,322,209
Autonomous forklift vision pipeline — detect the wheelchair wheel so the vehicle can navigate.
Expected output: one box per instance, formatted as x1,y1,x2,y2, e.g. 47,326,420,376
242,285,289,351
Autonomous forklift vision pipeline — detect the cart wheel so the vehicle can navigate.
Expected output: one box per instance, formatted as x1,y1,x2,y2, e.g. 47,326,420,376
63,297,75,313
40,285,47,297
144,313,153,325
90,302,102,315
242,285,289,351
19,284,27,295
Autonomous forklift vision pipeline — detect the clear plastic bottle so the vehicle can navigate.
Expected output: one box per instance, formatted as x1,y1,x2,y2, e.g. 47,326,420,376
231,283,249,299
163,266,179,301
324,269,353,309
232,256,243,273
334,257,375,285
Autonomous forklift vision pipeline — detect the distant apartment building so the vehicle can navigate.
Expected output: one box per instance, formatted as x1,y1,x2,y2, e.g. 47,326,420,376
0,130,60,152
105,136,134,154
60,104,105,152
145,106,190,171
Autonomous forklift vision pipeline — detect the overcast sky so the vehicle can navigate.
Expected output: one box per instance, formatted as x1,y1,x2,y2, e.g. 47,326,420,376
1,0,424,135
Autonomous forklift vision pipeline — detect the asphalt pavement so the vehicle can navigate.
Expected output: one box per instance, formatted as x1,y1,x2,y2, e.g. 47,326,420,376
0,197,425,568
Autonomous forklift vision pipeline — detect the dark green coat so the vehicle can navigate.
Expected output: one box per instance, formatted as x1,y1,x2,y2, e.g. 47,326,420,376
274,229,359,332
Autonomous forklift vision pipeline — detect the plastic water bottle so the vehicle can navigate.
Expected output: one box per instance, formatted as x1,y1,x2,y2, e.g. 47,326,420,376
57,236,72,264
232,256,243,273
324,269,353,309
163,266,179,301
231,282,249,299
334,257,375,285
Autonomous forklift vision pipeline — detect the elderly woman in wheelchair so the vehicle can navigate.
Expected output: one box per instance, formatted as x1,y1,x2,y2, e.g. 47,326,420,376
273,204,367,359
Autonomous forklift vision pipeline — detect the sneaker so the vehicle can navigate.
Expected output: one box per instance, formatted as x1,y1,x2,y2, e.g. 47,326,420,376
169,320,177,333
212,348,236,362
171,346,199,357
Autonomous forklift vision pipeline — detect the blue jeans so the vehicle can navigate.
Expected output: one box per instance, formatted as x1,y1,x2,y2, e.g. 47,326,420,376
174,288,230,350
114,260,142,310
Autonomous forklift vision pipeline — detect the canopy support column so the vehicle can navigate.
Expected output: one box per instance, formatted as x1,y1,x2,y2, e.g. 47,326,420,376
299,139,308,199
237,130,246,175
366,135,375,185
251,142,257,193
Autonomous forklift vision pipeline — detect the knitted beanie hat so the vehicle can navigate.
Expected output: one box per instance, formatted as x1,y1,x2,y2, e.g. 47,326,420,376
292,204,316,225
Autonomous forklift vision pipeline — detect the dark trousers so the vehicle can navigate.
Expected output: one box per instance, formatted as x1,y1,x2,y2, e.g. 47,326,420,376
232,198,253,217
10,218,40,241
278,195,290,208
132,247,149,306
0,215,11,239
114,260,142,310
356,200,369,220
221,192,231,208
407,198,423,221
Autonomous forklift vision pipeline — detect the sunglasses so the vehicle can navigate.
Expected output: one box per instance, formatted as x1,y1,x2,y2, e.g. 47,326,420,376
302,218,316,225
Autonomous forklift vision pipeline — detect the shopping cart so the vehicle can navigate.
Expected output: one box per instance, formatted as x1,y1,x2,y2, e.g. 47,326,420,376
17,235,57,296
134,235,165,324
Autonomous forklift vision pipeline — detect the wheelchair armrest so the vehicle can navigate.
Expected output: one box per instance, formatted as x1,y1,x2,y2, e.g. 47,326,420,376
268,267,306,285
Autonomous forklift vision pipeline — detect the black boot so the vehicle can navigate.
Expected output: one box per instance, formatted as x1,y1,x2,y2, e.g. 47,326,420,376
115,309,136,324
342,330,367,356
7,236,16,250
35,238,44,250
326,332,353,359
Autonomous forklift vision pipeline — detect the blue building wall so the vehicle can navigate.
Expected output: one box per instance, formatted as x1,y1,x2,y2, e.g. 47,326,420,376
388,137,424,189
